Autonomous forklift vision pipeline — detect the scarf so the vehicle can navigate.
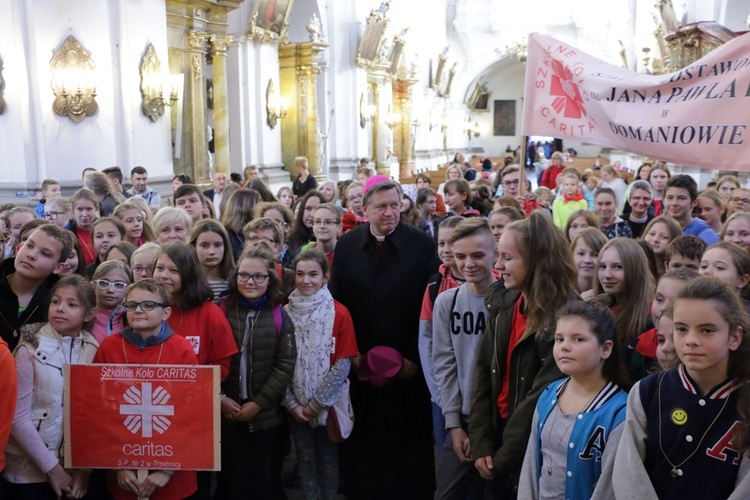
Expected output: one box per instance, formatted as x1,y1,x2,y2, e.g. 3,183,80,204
563,193,584,202
285,285,335,427
238,293,270,311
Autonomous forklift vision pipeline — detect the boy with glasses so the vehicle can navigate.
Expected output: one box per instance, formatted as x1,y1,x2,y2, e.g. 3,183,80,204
93,279,199,499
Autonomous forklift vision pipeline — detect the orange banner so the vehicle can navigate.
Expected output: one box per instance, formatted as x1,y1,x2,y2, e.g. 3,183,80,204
64,364,220,471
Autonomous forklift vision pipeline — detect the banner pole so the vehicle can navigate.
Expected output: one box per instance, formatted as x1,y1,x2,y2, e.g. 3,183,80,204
519,135,527,197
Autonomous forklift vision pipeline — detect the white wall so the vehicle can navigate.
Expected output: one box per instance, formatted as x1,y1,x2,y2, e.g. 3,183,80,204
0,0,173,192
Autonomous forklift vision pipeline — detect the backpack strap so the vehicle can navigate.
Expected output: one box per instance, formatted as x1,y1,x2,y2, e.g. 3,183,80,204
428,272,444,306
272,305,283,342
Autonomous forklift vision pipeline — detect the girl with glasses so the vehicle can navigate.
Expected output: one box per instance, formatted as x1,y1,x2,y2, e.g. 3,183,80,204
217,243,296,499
90,260,132,344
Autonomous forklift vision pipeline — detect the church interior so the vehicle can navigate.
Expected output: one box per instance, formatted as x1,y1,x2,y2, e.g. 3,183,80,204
0,0,748,201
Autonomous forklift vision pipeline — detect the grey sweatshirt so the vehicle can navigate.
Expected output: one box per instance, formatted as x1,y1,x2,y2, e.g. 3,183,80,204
432,284,489,429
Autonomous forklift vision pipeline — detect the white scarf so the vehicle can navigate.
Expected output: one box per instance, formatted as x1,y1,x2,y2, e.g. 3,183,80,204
285,285,335,427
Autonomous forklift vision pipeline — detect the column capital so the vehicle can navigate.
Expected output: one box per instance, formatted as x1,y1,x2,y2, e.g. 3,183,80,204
210,35,233,56
187,30,207,51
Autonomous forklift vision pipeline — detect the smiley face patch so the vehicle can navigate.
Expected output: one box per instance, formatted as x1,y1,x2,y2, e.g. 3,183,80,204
671,408,688,425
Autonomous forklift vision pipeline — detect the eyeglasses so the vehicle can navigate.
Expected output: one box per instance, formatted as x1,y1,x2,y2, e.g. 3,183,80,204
93,279,128,292
44,211,66,220
314,219,339,226
502,180,520,187
131,266,150,274
237,272,269,284
731,197,750,205
122,300,169,312
347,194,363,202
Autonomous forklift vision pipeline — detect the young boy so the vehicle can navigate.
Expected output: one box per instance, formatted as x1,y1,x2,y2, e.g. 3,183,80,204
664,234,707,272
300,203,341,268
34,179,62,219
664,174,719,244
0,224,72,350
174,185,205,225
4,207,36,259
432,218,497,498
93,279,198,499
551,174,586,229
87,217,125,278
418,216,465,457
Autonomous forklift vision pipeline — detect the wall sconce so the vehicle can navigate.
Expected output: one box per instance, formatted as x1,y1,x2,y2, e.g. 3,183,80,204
50,35,98,122
466,120,480,140
140,43,179,122
359,93,376,128
266,79,289,129
385,105,400,129
440,113,448,133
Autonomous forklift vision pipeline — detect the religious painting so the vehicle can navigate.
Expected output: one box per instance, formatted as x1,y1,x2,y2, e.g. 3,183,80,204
493,100,516,136
249,0,295,43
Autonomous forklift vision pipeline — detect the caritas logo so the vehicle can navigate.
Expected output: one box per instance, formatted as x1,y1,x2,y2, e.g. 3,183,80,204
120,383,174,438
533,46,597,137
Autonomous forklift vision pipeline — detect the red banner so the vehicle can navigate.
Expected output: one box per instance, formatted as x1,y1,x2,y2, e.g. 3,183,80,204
522,32,750,171
64,364,220,471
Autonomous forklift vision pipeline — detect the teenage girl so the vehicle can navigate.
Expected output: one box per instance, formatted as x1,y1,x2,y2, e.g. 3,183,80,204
277,187,294,208
153,242,238,498
722,212,750,252
593,238,654,344
490,207,525,244
64,188,100,265
60,236,87,278
443,179,478,217
570,227,607,299
698,241,750,303
564,209,598,243
152,242,237,372
642,216,682,275
283,249,358,500
470,211,578,493
113,201,155,246
90,260,132,344
626,268,699,382
288,191,325,253
646,163,670,216
216,244,296,499
696,190,726,233
613,277,750,498
189,219,236,304
87,217,125,277
519,300,629,499
5,276,98,499
419,216,465,454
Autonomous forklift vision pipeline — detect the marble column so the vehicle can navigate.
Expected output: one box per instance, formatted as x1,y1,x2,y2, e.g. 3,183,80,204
393,78,417,180
210,34,232,175
279,41,329,180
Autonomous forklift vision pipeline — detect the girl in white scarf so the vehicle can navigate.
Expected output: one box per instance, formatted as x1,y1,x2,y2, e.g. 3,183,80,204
283,250,359,500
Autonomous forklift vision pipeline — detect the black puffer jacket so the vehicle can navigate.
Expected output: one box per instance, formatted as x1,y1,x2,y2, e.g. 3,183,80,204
222,303,296,432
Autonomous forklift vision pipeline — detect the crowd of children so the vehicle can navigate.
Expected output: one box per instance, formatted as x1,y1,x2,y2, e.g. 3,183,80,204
3,156,750,500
